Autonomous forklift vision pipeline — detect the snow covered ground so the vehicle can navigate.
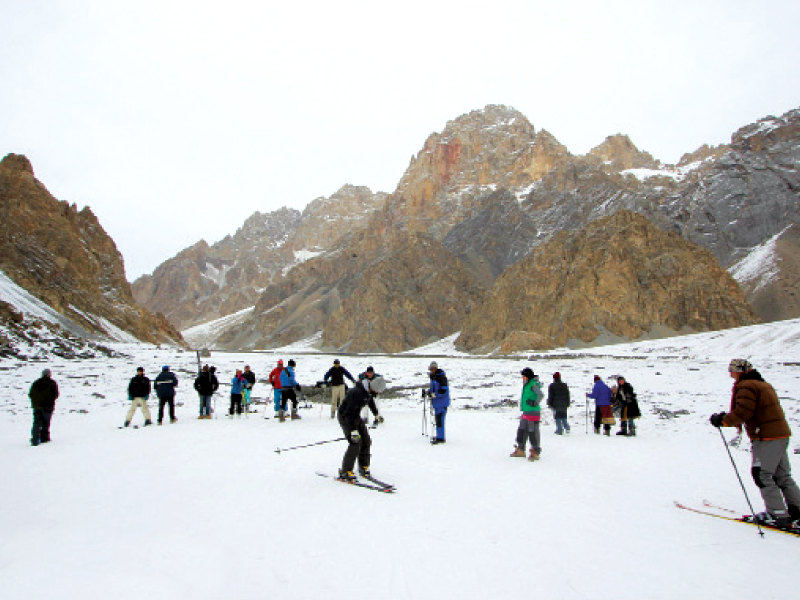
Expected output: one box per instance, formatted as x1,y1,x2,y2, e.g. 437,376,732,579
3,323,800,599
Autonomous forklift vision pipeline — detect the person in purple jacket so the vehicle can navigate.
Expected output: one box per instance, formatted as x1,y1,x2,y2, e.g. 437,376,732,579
587,375,614,436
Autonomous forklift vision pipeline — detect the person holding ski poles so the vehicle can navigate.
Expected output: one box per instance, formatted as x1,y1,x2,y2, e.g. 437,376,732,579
268,359,284,419
337,375,386,481
710,358,800,528
194,364,219,419
230,369,246,416
510,367,543,461
587,375,614,436
324,359,356,418
280,359,301,421
427,361,450,444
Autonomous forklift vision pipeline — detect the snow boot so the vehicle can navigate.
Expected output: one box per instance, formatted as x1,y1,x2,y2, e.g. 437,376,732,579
616,423,628,436
171,418,178,424
291,411,301,420
594,427,600,435
278,410,286,423
510,446,526,457
528,449,540,461
144,419,152,427
124,421,131,428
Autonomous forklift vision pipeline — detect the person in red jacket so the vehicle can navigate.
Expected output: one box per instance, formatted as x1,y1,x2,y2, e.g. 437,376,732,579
268,359,284,420
711,358,800,528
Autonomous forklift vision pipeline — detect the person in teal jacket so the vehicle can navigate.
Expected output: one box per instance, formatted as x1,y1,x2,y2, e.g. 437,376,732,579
510,367,543,461
229,369,246,416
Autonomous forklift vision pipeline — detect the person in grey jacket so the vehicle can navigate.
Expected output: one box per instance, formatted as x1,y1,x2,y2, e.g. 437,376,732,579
547,372,571,434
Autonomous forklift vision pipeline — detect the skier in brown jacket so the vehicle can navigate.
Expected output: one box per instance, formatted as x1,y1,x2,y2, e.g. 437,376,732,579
710,358,800,528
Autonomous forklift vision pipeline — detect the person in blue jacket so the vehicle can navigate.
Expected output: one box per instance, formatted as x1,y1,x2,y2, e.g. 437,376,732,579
279,359,301,421
586,375,614,436
428,361,451,444
230,369,246,416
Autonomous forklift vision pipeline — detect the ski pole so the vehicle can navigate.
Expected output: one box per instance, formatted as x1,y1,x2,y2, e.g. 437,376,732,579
717,427,764,537
275,437,347,454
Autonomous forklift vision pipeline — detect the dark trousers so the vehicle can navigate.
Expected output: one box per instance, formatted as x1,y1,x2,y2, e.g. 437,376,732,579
31,409,53,445
338,415,371,473
158,396,176,422
230,393,243,415
281,389,298,412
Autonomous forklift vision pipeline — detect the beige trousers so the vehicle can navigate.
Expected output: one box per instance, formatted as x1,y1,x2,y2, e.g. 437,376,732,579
331,384,346,416
126,397,152,423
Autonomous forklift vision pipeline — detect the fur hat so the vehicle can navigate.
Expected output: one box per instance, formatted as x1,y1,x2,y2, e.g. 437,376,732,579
364,376,386,394
728,358,753,373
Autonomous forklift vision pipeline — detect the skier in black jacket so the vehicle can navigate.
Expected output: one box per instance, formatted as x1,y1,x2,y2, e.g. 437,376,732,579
154,365,179,425
337,376,386,481
125,367,153,427
194,365,219,419
29,368,59,445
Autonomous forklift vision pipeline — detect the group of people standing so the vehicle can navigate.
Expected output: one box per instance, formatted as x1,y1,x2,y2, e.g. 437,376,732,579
124,365,180,427
510,370,642,461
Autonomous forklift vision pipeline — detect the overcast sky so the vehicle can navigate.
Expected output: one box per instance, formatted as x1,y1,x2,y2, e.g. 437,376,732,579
3,0,800,281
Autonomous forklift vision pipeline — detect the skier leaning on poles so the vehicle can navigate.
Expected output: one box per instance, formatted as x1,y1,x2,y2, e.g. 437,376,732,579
710,358,800,528
337,375,386,481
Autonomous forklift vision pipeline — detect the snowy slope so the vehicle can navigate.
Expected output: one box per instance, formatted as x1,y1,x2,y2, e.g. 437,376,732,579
2,322,800,599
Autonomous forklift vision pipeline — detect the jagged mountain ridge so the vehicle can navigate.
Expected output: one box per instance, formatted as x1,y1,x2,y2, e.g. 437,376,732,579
0,154,184,347
132,184,388,330
159,103,799,352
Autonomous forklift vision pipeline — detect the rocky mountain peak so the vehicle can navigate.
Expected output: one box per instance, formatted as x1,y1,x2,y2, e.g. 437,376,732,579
588,134,659,170
0,153,34,175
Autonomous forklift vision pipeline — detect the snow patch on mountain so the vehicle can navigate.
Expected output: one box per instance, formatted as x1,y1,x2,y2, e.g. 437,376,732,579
183,306,256,349
729,228,785,292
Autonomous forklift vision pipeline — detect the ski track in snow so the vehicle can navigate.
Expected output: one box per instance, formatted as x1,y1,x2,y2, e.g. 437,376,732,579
2,326,800,599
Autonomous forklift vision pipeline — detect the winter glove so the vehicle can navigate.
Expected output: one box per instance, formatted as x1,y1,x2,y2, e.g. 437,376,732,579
350,431,361,443
709,412,726,428
375,414,385,424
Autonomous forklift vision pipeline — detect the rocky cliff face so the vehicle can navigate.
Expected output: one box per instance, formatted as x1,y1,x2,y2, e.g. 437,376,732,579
456,211,760,352
132,185,387,330
0,154,184,346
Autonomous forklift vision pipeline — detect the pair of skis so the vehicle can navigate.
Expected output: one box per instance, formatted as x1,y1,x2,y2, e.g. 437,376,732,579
675,500,800,537
316,471,396,494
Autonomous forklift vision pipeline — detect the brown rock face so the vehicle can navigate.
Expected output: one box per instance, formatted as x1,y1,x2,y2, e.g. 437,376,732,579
216,230,486,353
456,211,759,352
588,134,660,171
0,154,184,345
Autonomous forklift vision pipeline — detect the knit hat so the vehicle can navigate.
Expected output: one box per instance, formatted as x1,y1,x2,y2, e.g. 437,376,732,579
728,358,753,373
162,365,169,371
429,361,438,371
277,359,284,366
553,372,561,380
521,367,535,380
333,359,340,365
288,359,296,367
42,368,51,378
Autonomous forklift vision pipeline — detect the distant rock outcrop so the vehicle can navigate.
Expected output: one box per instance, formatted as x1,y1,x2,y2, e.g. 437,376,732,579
456,211,759,352
0,153,185,345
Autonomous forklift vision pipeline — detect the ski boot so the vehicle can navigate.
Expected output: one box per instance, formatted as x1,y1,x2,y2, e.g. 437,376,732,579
338,469,357,482
358,466,371,478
